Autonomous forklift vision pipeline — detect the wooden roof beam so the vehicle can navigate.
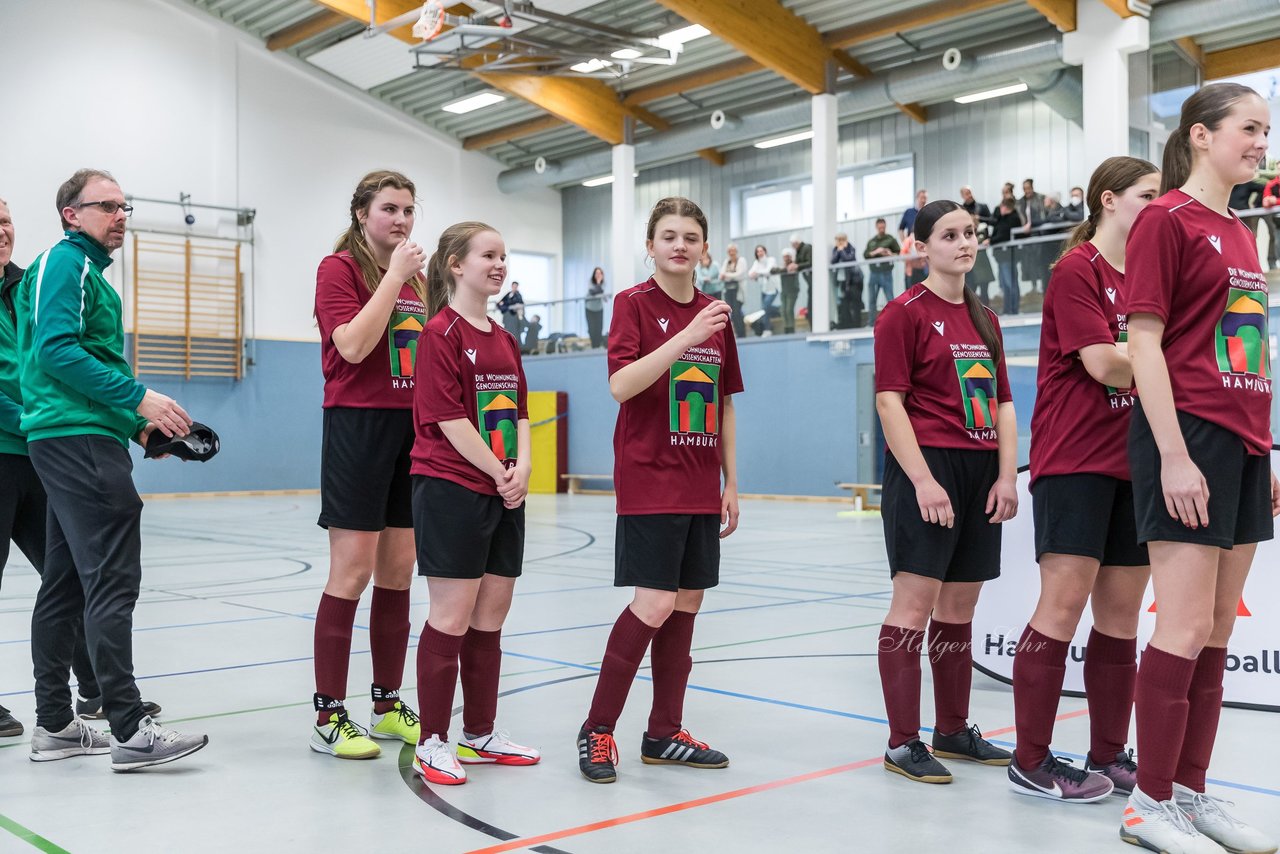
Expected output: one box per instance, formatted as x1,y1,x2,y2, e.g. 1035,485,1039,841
621,57,762,106
824,0,1012,49
652,0,831,94
474,72,635,145
462,114,566,150
1171,37,1204,74
312,0,422,43
1205,37,1280,80
1098,0,1141,17
266,10,347,51
1026,0,1076,32
896,102,928,124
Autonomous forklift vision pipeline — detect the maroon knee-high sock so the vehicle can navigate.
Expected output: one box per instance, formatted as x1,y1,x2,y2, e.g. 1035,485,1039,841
1174,646,1227,793
369,586,412,714
1012,625,1070,769
928,619,973,736
416,625,465,743
878,625,924,748
1083,628,1137,764
460,627,502,738
1135,645,1197,801
585,607,659,733
647,611,696,739
314,593,359,724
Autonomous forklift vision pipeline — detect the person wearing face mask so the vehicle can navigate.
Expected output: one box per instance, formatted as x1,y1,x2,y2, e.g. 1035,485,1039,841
1064,187,1086,223
19,169,207,770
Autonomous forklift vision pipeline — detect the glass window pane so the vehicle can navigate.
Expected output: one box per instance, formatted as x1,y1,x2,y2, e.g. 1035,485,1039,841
744,189,794,233
862,166,913,215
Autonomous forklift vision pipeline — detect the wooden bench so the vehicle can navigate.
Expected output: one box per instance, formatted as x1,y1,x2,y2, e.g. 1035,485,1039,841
836,482,882,511
561,473,614,495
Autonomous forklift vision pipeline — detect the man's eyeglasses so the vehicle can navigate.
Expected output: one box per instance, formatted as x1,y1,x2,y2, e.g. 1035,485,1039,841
76,201,134,217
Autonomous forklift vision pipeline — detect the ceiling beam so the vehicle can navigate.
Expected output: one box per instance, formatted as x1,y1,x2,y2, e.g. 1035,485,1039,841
1171,37,1204,74
1205,37,1280,80
831,50,873,79
824,0,1012,49
312,0,421,43
1026,0,1076,32
652,0,831,94
266,10,347,51
896,102,928,124
697,149,726,167
627,104,672,132
1098,0,1140,16
462,114,566,150
621,57,763,106
474,72,634,144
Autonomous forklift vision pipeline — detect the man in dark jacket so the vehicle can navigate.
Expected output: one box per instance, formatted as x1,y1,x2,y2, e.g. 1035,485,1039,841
788,234,812,329
959,186,991,224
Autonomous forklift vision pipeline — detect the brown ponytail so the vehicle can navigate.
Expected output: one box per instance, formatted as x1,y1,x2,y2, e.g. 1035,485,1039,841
1056,155,1158,263
425,221,499,319
1160,82,1260,194
915,199,1002,364
335,170,428,305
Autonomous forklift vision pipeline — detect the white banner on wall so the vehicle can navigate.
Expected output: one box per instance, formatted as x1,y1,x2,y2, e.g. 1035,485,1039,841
973,456,1280,711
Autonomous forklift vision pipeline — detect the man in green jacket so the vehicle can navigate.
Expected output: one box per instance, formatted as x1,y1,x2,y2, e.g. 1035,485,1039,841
18,169,207,770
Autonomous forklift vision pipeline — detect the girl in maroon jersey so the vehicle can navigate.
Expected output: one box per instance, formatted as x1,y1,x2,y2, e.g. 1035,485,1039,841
310,170,425,759
1119,83,1279,854
1009,156,1159,804
874,200,1018,785
576,197,743,785
408,221,539,786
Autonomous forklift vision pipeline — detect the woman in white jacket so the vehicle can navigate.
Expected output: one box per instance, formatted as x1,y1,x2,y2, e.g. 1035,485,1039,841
747,244,778,336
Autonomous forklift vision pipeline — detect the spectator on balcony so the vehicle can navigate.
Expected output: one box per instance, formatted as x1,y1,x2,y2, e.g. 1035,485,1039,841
864,217,900,324
777,248,799,334
968,214,996,307
497,280,524,337
696,248,721,298
788,234,812,325
1063,186,1086,222
831,232,862,329
898,189,928,242
990,199,1022,315
721,243,747,337
960,186,991,224
748,244,779,335
585,267,606,349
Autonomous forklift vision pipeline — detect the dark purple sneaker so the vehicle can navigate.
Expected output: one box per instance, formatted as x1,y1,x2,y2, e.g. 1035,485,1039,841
1008,753,1114,803
1085,748,1137,795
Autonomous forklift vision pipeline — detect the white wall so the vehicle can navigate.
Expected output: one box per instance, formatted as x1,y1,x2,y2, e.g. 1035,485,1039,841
2,0,562,341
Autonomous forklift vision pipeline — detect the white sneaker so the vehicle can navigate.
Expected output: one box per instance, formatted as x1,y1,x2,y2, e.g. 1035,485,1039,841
110,715,208,772
457,728,541,766
1174,782,1278,854
413,735,466,785
30,718,110,762
1121,787,1226,854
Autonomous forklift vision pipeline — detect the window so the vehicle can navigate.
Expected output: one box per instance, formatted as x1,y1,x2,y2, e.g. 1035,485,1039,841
734,155,914,237
506,251,554,305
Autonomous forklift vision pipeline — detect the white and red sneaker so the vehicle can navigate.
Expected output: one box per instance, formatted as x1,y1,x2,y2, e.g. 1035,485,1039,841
414,735,466,785
457,729,541,766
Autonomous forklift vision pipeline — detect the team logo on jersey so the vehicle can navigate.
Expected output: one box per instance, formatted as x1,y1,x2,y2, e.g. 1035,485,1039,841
1105,329,1134,406
477,391,519,465
955,358,998,430
464,348,478,364
658,317,670,333
1105,287,1117,304
669,361,720,436
1216,288,1269,379
387,309,423,382
1207,235,1223,254
932,321,945,336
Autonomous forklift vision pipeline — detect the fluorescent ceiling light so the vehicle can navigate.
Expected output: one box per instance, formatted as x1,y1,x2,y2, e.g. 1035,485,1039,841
441,92,505,114
659,24,710,46
954,82,1028,104
582,175,615,187
611,48,643,60
754,130,814,149
571,58,612,73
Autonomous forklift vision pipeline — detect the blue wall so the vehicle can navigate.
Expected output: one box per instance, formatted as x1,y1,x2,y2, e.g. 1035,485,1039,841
131,312,1280,496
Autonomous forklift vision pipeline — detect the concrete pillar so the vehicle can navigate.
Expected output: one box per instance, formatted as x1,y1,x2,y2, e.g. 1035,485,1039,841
1062,0,1149,173
810,92,838,334
610,124,636,295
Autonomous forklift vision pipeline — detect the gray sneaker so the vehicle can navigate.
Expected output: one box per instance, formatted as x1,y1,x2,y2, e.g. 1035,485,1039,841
110,715,208,772
30,718,111,761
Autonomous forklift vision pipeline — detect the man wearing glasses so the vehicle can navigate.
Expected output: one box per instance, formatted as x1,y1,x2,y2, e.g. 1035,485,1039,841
16,169,208,770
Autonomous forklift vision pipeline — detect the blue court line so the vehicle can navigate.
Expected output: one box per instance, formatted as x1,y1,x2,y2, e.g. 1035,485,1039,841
0,614,284,646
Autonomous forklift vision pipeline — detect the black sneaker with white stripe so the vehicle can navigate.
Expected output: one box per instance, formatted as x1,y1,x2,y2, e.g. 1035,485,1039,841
640,729,729,768
577,725,618,784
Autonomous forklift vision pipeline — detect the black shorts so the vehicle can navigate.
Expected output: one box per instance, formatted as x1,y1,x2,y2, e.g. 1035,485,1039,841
412,475,524,579
1032,474,1148,566
318,407,414,531
882,447,1002,582
615,514,720,592
1129,406,1274,549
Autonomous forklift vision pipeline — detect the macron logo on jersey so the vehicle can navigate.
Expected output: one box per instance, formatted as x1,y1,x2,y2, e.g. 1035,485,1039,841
1207,235,1222,254
1105,287,1117,304
932,321,945,336
658,318,670,333
464,348,478,364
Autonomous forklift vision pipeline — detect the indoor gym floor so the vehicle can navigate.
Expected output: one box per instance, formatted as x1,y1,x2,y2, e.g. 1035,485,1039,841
0,494,1273,853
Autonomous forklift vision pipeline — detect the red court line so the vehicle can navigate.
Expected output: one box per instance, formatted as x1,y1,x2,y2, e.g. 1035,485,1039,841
463,710,1093,854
